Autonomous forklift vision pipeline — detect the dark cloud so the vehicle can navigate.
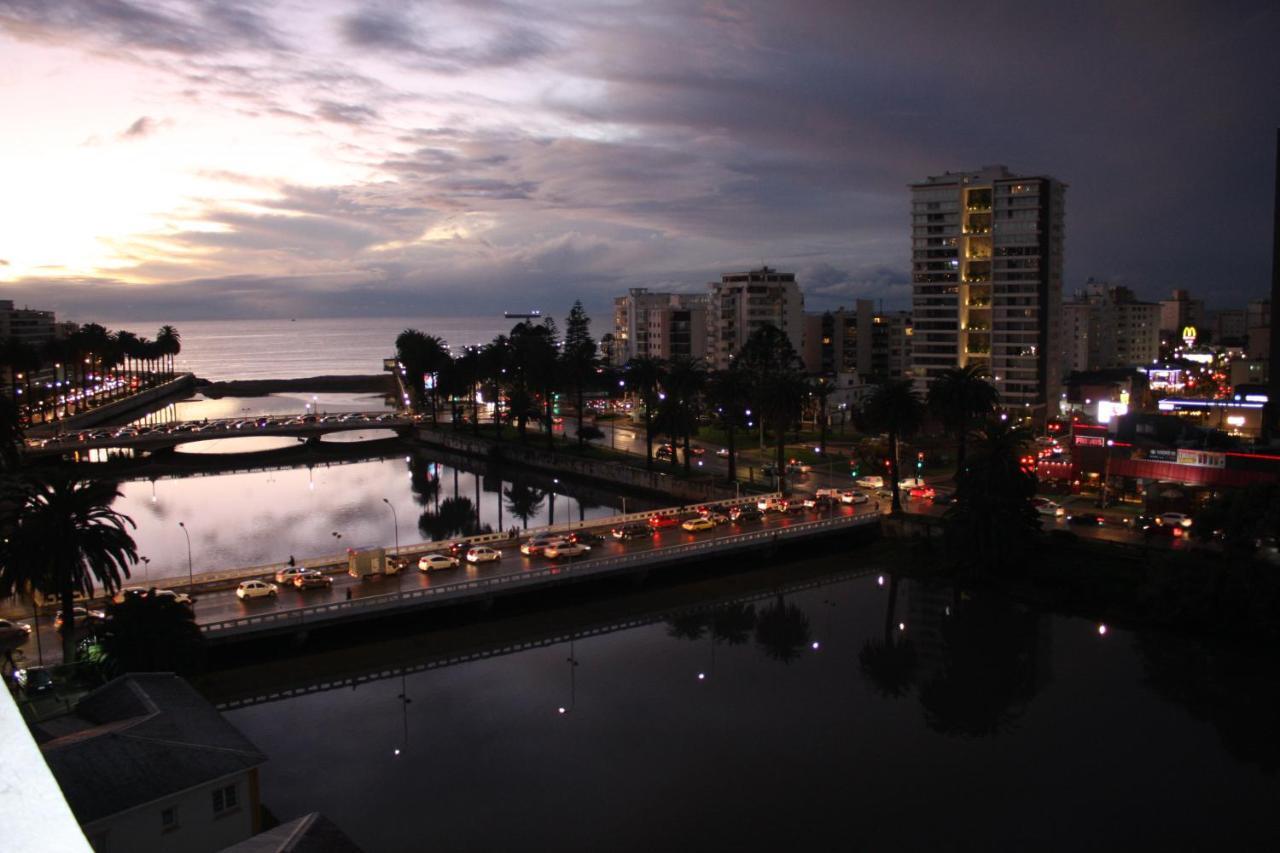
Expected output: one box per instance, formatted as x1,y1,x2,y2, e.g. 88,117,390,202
336,4,550,73
119,115,159,139
314,100,379,126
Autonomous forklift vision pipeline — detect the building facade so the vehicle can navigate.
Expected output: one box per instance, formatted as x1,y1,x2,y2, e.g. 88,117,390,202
1159,289,1206,336
706,266,804,369
611,289,708,365
1063,280,1160,373
911,165,1065,410
801,300,912,382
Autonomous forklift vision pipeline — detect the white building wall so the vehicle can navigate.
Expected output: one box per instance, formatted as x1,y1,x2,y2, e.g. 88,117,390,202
82,772,256,853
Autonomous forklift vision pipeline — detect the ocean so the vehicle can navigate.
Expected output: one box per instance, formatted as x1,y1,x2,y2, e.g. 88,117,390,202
146,316,514,382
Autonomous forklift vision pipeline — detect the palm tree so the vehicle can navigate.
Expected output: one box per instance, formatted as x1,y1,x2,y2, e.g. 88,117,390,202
0,395,23,473
858,574,917,697
100,594,204,675
809,377,834,458
945,419,1041,575
0,475,138,660
660,358,708,475
625,357,666,469
479,335,512,434
737,325,807,492
707,366,750,483
928,364,999,478
503,481,546,530
156,325,182,379
861,380,925,513
396,330,449,420
753,594,812,663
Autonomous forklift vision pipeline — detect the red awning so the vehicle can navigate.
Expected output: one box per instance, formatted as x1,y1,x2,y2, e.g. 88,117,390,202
1108,458,1279,487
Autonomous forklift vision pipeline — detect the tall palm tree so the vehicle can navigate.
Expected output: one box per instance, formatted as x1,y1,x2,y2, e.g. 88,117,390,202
0,475,138,660
862,380,926,513
707,366,750,483
625,356,666,469
859,574,917,697
809,377,834,458
156,325,181,379
928,364,999,478
660,358,708,475
503,481,546,530
945,419,1040,575
737,325,807,492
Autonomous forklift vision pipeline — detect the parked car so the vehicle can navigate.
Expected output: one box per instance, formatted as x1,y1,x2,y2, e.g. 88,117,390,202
13,666,54,696
293,571,333,590
612,523,650,540
53,606,105,631
236,580,278,600
466,546,502,564
521,536,566,557
681,517,716,532
275,566,311,585
543,542,590,559
419,553,461,572
730,504,764,522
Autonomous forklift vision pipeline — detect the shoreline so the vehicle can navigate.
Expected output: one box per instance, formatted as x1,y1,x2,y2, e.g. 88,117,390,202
194,374,394,398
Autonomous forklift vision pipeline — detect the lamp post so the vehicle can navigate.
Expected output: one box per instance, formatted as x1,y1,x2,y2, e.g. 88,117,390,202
381,498,400,557
177,522,192,593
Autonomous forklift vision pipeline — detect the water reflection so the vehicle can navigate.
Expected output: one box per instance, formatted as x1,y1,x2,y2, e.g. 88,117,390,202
859,574,917,698
753,594,813,663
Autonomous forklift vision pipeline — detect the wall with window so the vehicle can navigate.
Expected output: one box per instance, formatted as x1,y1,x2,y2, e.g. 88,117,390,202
80,771,257,853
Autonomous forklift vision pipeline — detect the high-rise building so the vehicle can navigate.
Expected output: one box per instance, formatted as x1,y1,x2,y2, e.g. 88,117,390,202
0,299,57,346
1062,280,1160,373
801,300,912,382
611,289,708,365
1158,289,1206,335
910,165,1066,409
706,266,804,369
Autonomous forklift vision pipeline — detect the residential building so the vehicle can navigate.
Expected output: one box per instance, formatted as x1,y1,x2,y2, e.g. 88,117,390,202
0,299,58,346
910,165,1066,411
1212,309,1248,345
1062,280,1160,373
37,674,266,853
611,289,708,365
1247,298,1270,359
1159,289,1206,336
801,300,912,382
706,266,804,369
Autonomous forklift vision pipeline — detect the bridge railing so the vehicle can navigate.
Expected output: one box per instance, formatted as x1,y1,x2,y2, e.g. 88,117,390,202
200,510,877,639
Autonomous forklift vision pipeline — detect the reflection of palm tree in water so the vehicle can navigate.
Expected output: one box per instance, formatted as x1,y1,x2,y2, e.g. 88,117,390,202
418,497,492,541
407,456,440,508
504,481,546,530
753,594,811,663
859,574,918,698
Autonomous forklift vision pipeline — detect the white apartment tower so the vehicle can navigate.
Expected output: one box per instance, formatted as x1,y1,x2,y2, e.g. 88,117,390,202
611,289,708,365
910,166,1066,411
706,266,804,369
1063,281,1161,373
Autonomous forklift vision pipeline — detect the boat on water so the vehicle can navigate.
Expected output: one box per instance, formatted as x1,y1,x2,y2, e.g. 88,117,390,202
504,310,543,319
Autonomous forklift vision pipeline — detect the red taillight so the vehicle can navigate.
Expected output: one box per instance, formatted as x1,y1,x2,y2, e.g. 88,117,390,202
1173,527,1183,538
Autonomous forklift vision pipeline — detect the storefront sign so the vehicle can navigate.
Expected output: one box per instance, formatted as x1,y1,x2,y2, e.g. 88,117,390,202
1075,435,1105,447
1147,449,1178,462
1176,449,1225,469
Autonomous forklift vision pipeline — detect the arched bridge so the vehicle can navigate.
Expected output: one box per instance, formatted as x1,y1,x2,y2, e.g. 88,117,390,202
25,412,418,457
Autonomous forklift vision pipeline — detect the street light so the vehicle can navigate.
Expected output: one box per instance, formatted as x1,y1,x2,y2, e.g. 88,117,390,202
381,498,400,557
177,522,193,593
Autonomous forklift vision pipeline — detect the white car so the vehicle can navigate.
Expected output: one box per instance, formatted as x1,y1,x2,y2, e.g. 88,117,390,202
681,517,716,532
520,536,565,557
715,447,730,457
1034,499,1065,517
236,580,278,600
466,546,502,564
543,542,589,559
149,589,193,607
898,477,927,490
0,618,32,642
855,476,884,490
274,566,311,585
840,490,868,505
1156,512,1193,528
418,554,460,572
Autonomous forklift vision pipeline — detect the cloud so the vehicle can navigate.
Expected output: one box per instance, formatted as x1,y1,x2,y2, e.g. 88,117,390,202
119,115,163,139
336,4,551,73
314,100,379,126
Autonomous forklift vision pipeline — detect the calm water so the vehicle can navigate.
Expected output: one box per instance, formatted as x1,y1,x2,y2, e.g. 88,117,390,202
223,564,1280,852
92,316,515,381
113,450,633,584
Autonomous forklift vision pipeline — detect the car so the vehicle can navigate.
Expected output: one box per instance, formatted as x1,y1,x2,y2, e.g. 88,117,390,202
730,504,764,522
855,476,885,490
786,461,813,475
0,618,32,642
149,589,194,607
443,541,470,557
466,546,502,563
236,580,279,600
815,488,841,500
419,553,461,571
293,571,333,590
785,500,809,514
53,606,106,631
801,496,819,509
655,446,674,460
649,514,681,529
689,447,706,456
761,464,780,477
898,477,928,490
521,536,566,557
932,491,956,505
756,497,784,513
840,490,868,505
1034,499,1065,517
908,486,936,500
1156,512,1193,528
275,565,311,585
1066,512,1106,526
13,666,54,696
113,587,150,604
681,517,716,532
716,447,730,457
544,542,590,559
612,523,650,540
566,530,606,545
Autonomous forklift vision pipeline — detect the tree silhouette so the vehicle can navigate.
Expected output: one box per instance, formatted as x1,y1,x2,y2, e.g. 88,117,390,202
503,481,546,530
753,594,812,663
711,602,756,645
862,380,926,513
928,364,1000,478
944,420,1041,575
859,575,918,698
100,594,204,676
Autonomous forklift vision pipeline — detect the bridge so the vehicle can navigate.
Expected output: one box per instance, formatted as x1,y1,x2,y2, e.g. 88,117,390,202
198,507,880,646
24,412,417,457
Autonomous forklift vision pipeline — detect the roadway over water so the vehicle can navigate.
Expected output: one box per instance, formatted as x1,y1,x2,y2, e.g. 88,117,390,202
24,412,416,457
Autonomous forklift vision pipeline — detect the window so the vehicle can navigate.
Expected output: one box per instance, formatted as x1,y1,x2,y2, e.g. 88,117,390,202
213,784,238,815
161,806,178,831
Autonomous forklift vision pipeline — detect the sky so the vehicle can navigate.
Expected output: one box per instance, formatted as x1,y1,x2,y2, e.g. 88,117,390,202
1,0,1278,323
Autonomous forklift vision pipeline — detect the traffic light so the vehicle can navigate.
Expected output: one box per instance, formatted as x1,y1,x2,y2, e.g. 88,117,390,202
849,459,860,478
916,451,924,472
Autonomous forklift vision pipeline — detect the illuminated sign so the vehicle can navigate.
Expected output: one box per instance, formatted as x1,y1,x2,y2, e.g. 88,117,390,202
1096,400,1129,422
1176,449,1225,468
1182,325,1197,346
1075,436,1106,447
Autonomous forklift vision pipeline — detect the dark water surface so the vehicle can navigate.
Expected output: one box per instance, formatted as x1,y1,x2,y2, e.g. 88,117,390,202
222,553,1280,852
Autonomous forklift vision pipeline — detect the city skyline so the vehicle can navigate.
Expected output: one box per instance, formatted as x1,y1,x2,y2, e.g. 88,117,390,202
1,1,1278,322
